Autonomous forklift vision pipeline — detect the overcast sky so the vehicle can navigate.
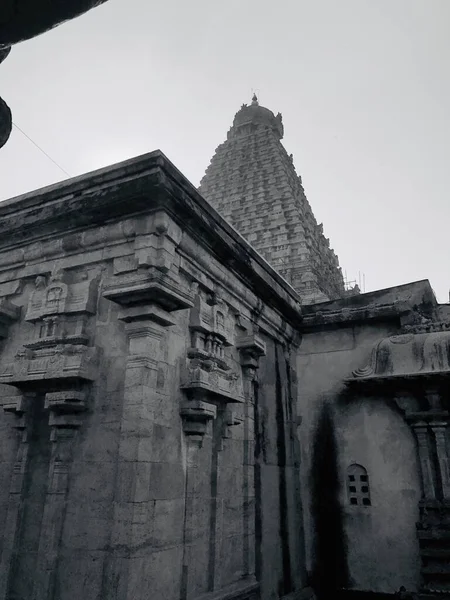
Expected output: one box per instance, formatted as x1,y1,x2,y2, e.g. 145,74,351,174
1,0,448,302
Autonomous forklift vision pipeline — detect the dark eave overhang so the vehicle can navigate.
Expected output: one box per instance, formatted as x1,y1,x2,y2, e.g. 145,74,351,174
345,370,450,391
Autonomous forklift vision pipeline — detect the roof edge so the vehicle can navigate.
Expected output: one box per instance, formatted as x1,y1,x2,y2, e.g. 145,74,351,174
300,279,438,332
0,150,303,326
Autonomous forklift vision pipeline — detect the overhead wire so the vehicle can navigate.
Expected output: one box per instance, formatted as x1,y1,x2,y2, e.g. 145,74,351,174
12,121,71,177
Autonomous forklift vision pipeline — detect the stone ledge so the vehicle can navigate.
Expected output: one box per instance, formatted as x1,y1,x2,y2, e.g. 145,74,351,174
301,280,437,332
301,301,411,331
0,150,302,328
103,270,194,312
0,345,99,386
194,579,259,600
181,371,244,404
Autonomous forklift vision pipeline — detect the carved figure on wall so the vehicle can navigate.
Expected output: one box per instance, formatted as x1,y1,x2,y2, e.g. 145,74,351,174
216,310,225,331
35,276,47,291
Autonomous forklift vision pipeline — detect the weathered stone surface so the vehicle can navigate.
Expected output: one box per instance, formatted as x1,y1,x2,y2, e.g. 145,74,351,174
0,150,307,600
296,279,450,597
350,328,450,382
0,138,443,599
199,95,345,303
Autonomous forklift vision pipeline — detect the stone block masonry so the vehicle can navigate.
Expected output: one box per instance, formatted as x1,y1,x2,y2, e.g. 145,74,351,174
0,150,309,600
199,95,346,304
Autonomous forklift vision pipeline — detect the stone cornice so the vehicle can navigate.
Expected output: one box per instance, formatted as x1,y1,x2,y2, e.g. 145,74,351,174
300,280,438,332
178,240,300,343
301,300,411,331
0,150,302,329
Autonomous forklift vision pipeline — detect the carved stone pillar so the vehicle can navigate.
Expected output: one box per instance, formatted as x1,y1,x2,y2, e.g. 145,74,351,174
0,394,32,600
411,422,437,501
430,421,450,500
209,406,226,593
180,439,202,600
181,291,259,597
237,334,266,581
180,397,216,446
32,421,81,600
103,217,194,598
180,289,243,437
395,392,450,594
0,273,99,599
0,389,90,600
108,309,175,597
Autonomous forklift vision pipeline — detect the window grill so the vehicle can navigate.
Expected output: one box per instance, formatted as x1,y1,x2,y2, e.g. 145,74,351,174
347,464,371,507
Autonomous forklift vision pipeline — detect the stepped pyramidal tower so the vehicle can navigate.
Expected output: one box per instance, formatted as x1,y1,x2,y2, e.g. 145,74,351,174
199,94,347,303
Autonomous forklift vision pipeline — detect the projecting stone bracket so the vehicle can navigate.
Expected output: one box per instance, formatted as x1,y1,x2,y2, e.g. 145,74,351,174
116,304,177,326
237,334,266,359
1,394,28,432
180,289,249,445
222,407,244,440
103,268,194,313
180,399,217,444
180,366,244,446
2,395,26,415
0,345,99,385
44,390,86,414
1,388,88,440
181,366,244,404
237,334,266,382
45,390,88,440
105,210,193,315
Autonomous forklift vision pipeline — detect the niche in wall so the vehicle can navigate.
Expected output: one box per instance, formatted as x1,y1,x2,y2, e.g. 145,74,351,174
347,463,371,507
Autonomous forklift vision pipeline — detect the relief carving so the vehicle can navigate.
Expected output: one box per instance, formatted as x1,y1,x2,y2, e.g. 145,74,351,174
26,270,97,322
0,344,99,384
0,270,99,420
1,271,99,387
0,269,102,596
180,289,246,442
181,290,244,404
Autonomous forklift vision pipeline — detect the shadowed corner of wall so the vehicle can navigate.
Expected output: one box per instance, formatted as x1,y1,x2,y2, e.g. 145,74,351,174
334,383,358,416
310,401,350,600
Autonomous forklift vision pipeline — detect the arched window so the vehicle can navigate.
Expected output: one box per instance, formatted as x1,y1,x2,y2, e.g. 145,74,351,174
347,463,371,506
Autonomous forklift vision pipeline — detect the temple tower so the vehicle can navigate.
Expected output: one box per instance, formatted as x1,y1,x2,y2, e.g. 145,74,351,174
199,95,346,303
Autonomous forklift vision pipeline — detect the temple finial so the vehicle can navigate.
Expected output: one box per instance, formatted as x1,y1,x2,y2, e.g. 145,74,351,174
251,93,258,106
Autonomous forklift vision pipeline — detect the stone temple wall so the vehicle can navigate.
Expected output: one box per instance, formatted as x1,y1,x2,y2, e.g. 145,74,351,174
295,281,450,597
0,151,312,600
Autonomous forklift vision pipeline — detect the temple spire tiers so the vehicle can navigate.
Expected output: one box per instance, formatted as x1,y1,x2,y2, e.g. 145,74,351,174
199,96,346,304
